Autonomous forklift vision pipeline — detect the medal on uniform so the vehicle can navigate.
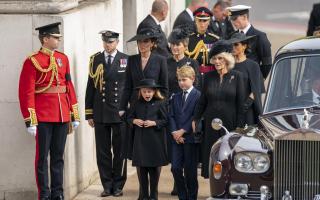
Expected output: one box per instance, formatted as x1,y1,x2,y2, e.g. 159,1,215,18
206,43,213,50
120,59,127,68
57,58,63,67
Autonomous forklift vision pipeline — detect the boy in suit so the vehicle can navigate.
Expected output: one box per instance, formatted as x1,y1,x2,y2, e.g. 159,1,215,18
169,66,201,200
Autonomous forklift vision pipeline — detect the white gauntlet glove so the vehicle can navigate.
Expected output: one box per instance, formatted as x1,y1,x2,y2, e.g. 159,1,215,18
27,126,37,137
72,121,80,130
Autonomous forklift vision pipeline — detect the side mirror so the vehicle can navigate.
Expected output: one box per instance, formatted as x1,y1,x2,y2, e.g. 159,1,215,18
211,118,223,130
211,118,230,135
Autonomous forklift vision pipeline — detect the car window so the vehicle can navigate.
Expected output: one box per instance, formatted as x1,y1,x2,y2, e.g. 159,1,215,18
265,55,320,113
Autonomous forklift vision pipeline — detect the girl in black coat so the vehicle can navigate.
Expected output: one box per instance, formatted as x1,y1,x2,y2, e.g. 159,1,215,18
127,79,168,200
193,40,245,178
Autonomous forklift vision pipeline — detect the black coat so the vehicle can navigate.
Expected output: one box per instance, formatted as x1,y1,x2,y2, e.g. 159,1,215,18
85,51,128,123
127,99,168,167
120,53,168,111
173,10,195,31
233,59,265,125
307,3,320,36
137,15,171,57
208,18,235,39
246,25,272,79
193,70,245,178
167,56,200,97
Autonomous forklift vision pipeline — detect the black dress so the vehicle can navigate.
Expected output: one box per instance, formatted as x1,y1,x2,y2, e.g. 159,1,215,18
120,53,168,111
167,56,200,97
193,70,245,178
127,99,169,167
233,59,265,125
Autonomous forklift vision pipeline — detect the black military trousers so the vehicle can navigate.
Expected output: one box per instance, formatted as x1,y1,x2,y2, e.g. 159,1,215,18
94,122,127,191
35,122,68,199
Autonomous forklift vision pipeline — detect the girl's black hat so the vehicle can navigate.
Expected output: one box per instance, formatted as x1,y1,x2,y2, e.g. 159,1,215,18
135,79,163,89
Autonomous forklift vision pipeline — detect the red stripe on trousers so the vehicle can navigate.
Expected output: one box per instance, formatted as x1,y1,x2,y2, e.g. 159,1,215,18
35,129,40,200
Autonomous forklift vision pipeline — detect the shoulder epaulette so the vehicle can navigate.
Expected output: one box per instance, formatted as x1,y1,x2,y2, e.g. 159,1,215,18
54,50,67,56
90,52,101,58
208,32,220,40
28,52,38,59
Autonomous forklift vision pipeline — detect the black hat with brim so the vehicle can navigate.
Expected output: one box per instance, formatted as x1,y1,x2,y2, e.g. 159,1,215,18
135,79,163,89
35,22,62,37
128,27,161,42
208,40,232,58
168,25,192,44
228,32,256,44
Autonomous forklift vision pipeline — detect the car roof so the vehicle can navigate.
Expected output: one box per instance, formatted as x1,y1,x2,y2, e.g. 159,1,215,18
275,36,320,57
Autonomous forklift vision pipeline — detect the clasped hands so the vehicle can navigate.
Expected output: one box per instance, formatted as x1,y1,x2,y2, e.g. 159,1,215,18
133,119,156,127
172,129,185,144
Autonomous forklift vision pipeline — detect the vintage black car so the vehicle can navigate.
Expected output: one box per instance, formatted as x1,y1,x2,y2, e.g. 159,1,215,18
208,36,320,200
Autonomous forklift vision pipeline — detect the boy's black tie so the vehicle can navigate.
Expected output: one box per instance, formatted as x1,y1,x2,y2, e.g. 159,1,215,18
182,91,188,107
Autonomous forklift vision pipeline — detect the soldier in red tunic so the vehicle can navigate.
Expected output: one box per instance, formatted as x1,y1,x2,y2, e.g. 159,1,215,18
18,22,80,200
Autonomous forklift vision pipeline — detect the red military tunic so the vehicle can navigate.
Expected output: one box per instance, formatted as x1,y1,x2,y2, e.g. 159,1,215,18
18,47,80,127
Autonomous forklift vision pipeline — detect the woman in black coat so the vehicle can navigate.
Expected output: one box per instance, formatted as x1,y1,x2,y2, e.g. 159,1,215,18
193,40,245,178
167,27,200,97
127,79,168,200
229,33,265,125
120,27,168,113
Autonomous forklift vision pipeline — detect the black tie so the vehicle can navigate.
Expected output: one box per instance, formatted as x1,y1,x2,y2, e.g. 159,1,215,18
182,91,188,107
107,55,112,67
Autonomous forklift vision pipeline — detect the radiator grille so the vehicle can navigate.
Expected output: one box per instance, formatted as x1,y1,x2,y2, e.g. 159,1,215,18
274,140,320,199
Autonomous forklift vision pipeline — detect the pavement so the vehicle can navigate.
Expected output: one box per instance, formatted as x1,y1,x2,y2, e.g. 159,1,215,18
73,161,210,200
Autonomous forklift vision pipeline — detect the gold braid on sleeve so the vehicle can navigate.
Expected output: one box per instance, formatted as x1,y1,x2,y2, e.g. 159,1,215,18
185,40,208,65
88,55,104,92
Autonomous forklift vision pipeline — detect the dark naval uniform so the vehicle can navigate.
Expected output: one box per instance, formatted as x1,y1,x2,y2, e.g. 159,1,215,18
85,42,128,195
245,26,272,79
18,22,80,200
228,5,272,79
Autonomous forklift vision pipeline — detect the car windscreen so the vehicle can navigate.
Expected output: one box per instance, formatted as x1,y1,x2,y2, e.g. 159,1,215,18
265,54,320,113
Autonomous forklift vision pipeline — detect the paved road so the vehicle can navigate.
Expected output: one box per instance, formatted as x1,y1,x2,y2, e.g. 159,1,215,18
74,162,210,200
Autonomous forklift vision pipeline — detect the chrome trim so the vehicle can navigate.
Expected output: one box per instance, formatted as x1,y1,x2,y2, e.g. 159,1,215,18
274,140,320,199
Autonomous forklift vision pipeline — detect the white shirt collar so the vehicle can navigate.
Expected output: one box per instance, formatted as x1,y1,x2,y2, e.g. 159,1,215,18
241,23,251,34
150,14,160,25
186,8,194,21
185,86,193,94
104,49,117,58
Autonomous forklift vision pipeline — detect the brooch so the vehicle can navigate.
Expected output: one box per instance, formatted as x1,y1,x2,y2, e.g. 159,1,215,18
229,75,235,83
